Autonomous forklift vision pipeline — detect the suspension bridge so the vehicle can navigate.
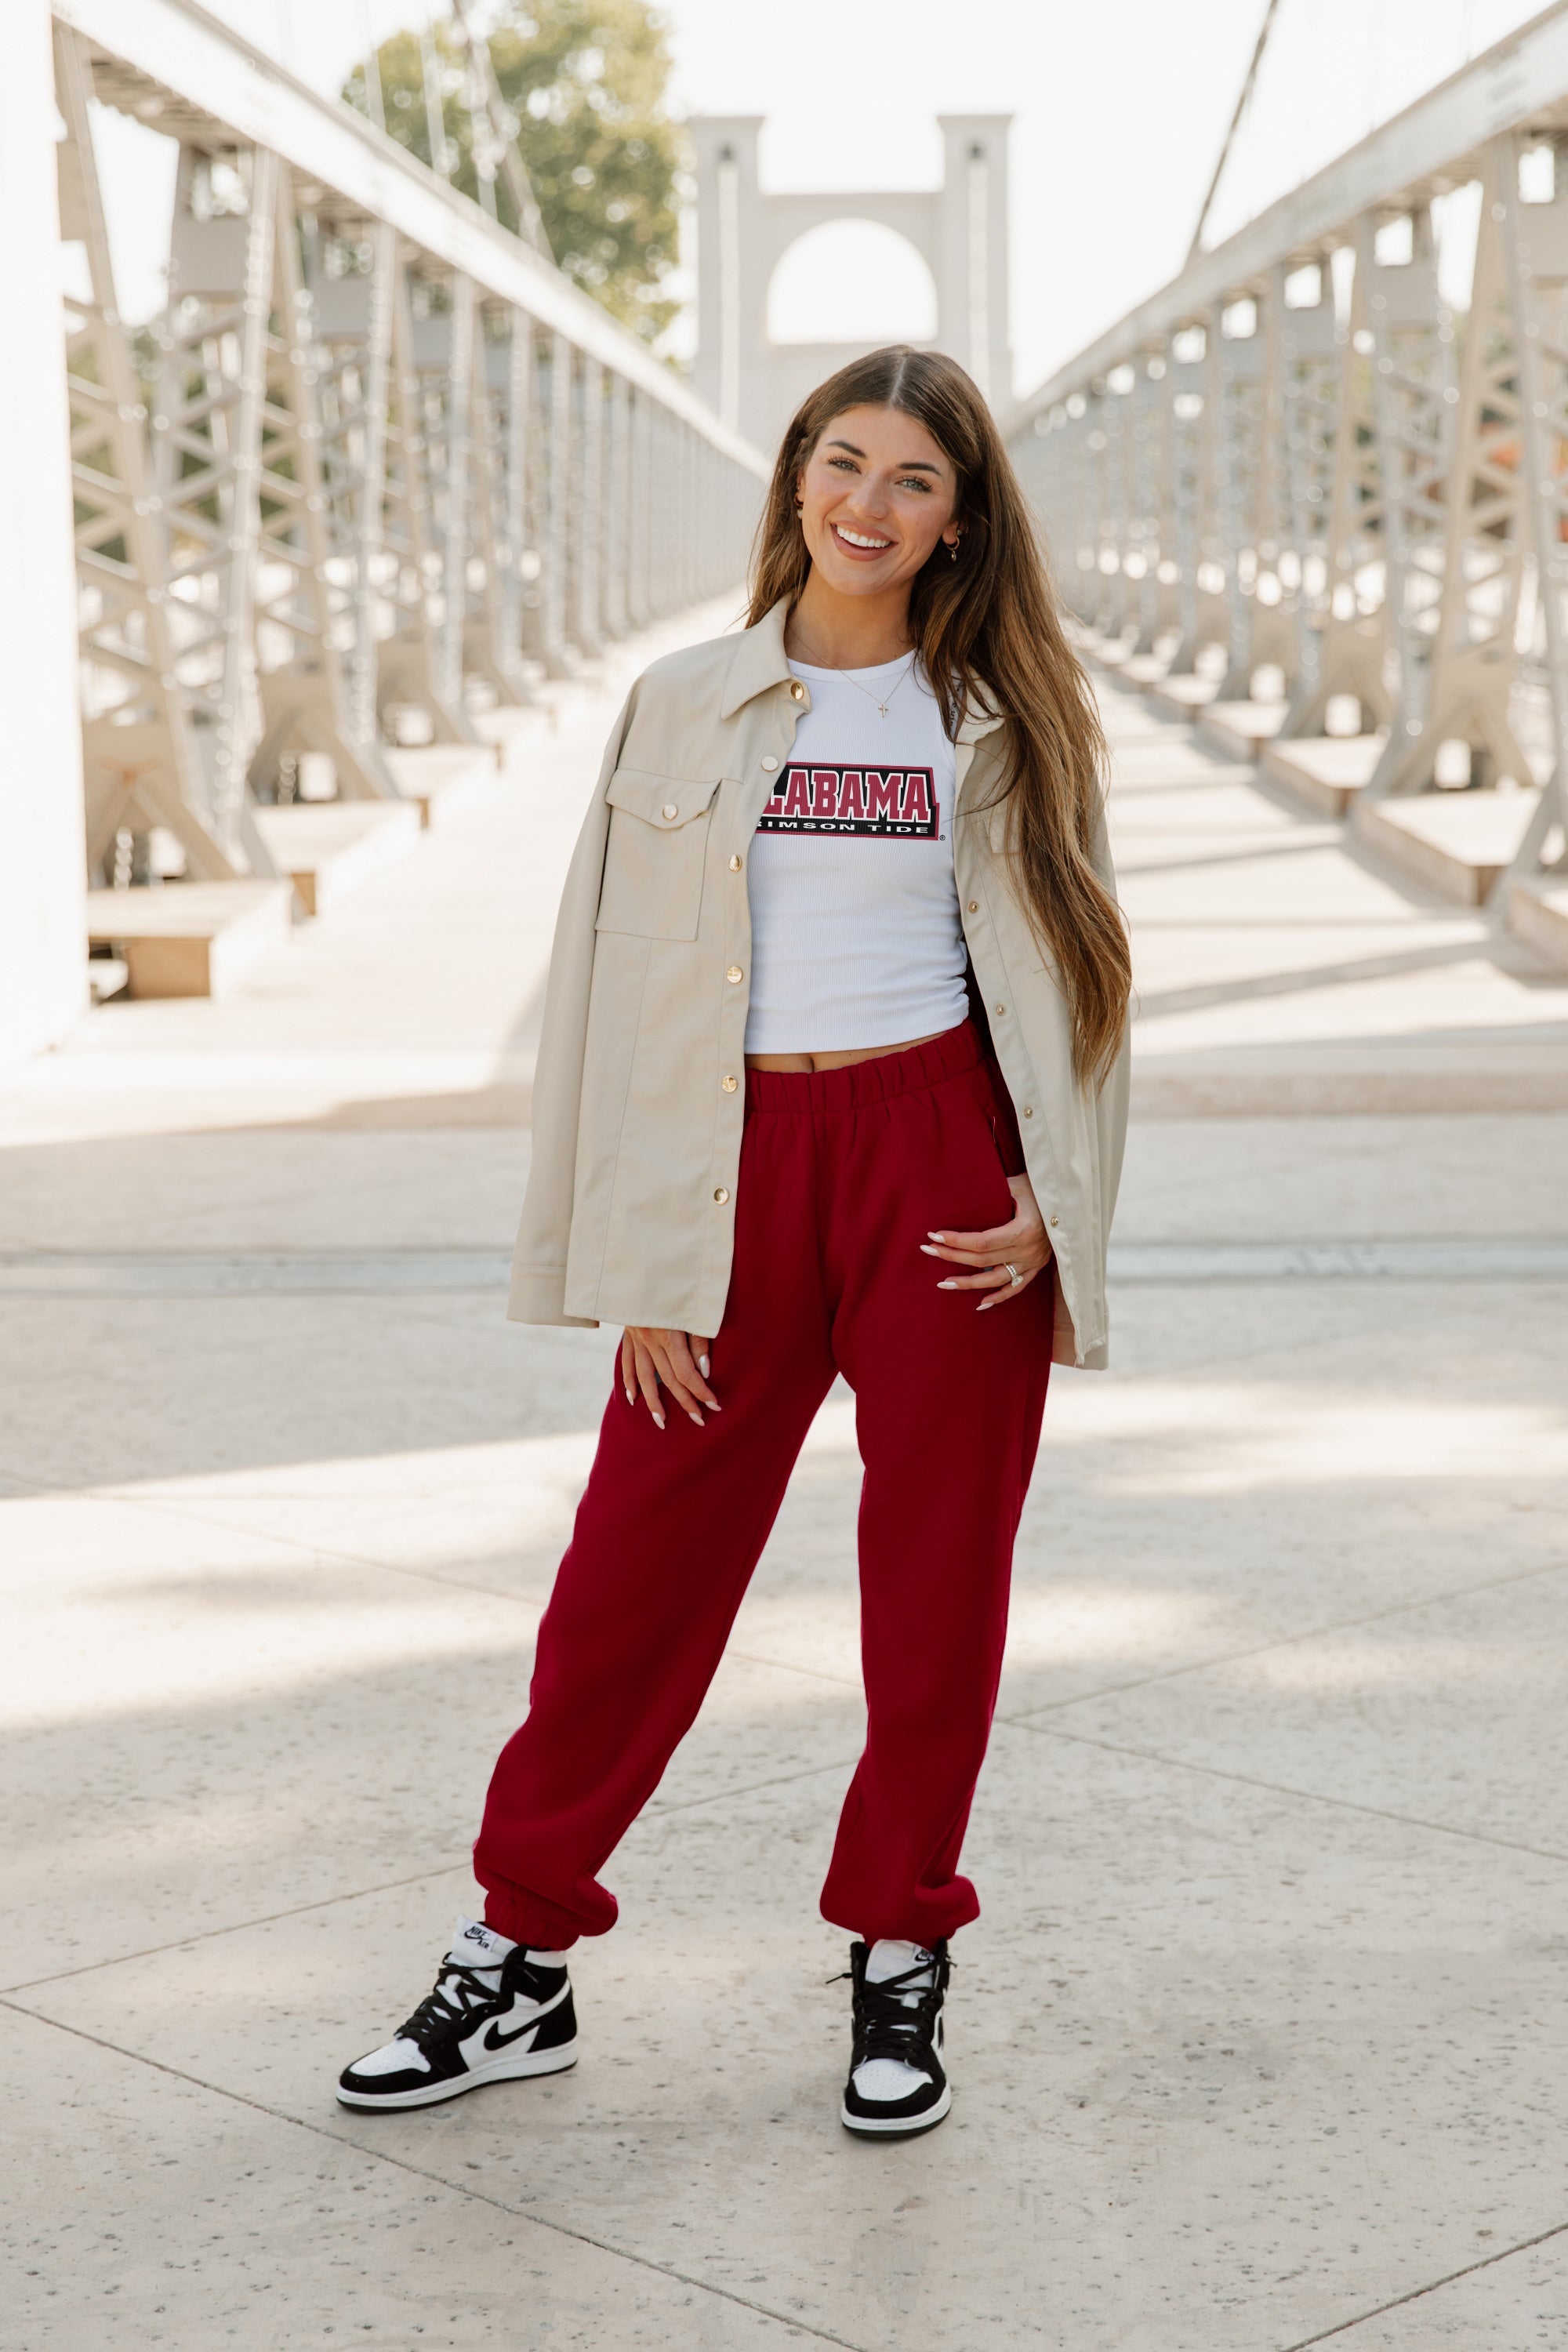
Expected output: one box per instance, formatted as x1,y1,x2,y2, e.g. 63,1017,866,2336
7,0,1568,1057
1016,2,1568,958
4,6,1568,2347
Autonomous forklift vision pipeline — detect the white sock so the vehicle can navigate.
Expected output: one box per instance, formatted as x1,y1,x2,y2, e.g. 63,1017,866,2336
448,1916,567,1973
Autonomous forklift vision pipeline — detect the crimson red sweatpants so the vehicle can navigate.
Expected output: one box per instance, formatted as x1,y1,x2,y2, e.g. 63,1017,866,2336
474,1018,1053,1951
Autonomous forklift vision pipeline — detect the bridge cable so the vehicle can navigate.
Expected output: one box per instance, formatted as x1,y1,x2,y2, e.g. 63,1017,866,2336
447,0,554,259
1186,0,1287,263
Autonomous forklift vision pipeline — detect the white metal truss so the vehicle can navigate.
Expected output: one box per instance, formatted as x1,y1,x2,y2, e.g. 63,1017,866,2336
1499,130,1568,869
1011,2,1568,895
466,301,535,706
378,256,478,742
47,0,766,898
1127,358,1171,656
1165,327,1226,677
151,139,279,869
1277,259,1388,738
541,331,573,677
53,23,238,884
250,164,402,803
574,356,606,661
1214,296,1294,698
307,220,397,757
1360,205,1465,796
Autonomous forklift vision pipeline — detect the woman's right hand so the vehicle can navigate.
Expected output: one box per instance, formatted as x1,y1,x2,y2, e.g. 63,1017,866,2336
620,1327,720,1430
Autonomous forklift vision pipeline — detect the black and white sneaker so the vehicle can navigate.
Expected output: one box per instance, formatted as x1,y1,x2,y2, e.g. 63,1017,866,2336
839,1938,952,2139
337,1915,577,2111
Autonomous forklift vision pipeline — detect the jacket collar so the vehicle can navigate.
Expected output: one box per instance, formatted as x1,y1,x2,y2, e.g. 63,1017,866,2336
720,598,792,719
718,593,1006,745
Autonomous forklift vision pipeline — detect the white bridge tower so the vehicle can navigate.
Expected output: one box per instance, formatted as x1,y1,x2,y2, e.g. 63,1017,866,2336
691,115,1013,451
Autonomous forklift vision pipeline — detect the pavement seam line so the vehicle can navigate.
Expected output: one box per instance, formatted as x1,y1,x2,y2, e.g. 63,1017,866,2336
0,1860,474,1995
0,1459,572,1611
3,1468,875,1697
1275,2216,1568,2348
0,1996,869,2352
1009,1719,1568,1868
993,1547,1568,1722
118,1497,872,1700
0,1757,862,1996
15,1454,1567,1719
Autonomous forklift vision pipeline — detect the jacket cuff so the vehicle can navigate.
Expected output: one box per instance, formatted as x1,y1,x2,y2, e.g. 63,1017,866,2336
506,1265,600,1329
1051,1289,1109,1371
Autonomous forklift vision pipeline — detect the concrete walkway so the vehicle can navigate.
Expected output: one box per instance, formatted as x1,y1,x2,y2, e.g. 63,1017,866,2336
3,622,1568,2350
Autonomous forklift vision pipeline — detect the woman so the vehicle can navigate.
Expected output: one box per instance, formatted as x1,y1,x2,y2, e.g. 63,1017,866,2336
338,346,1131,2140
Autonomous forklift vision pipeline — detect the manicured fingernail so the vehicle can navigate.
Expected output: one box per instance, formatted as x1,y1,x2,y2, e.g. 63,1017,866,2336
698,1354,710,1377
938,1279,957,1290
920,1243,941,1255
927,1231,946,1242
689,1410,705,1425
652,1411,666,1429
707,1398,722,1409
624,1386,633,1405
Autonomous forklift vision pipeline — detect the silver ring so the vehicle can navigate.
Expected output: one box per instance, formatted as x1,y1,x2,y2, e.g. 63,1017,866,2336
1004,1261,1022,1286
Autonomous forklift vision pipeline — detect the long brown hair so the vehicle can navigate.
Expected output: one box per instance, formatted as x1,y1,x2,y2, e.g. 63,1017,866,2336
747,347,1130,1087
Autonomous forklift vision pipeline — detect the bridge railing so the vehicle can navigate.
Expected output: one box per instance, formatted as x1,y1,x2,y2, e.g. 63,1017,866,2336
51,0,768,890
1005,3,1568,909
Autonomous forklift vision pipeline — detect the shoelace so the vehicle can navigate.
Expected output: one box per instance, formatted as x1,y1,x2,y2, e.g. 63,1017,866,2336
397,1958,506,2051
833,1950,953,2071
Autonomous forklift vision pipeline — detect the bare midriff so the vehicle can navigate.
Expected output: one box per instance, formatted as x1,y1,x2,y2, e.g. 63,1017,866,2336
744,1029,949,1075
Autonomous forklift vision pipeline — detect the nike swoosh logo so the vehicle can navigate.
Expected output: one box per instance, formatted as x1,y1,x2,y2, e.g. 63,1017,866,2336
483,2016,538,2053
477,1979,569,2054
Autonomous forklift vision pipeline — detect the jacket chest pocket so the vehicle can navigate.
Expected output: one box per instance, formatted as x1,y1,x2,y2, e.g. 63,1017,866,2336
594,769,720,942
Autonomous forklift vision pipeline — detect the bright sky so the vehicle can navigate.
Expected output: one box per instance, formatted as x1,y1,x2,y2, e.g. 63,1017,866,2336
89,0,1549,406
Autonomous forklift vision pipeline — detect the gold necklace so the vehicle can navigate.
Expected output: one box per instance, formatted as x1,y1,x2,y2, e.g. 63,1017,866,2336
795,650,916,720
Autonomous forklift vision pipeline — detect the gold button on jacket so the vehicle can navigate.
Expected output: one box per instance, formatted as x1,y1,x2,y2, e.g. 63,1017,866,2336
506,598,1130,1370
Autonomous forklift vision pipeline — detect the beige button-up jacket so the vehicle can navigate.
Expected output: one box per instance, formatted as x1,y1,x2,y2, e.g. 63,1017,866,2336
508,599,1130,1369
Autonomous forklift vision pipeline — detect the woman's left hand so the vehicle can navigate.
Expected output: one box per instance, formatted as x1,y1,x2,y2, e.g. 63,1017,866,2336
921,1173,1052,1311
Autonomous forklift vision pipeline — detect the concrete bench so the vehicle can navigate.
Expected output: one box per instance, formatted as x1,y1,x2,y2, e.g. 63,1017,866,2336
253,801,421,918
85,880,292,999
1263,735,1385,819
474,705,546,775
384,746,499,829
87,956,128,1005
1145,673,1221,721
1196,700,1287,763
1353,789,1541,906
1507,877,1568,972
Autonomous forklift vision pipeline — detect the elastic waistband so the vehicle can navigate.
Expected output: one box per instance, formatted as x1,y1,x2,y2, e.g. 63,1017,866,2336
744,1018,984,1114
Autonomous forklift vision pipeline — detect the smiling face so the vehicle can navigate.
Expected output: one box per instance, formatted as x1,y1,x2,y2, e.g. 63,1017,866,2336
794,404,962,602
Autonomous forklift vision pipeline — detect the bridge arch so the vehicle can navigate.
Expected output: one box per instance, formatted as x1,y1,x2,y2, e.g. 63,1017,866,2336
691,114,1012,452
766,218,939,347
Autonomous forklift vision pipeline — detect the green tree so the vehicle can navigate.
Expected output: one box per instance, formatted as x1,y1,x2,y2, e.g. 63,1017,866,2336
350,3,684,345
